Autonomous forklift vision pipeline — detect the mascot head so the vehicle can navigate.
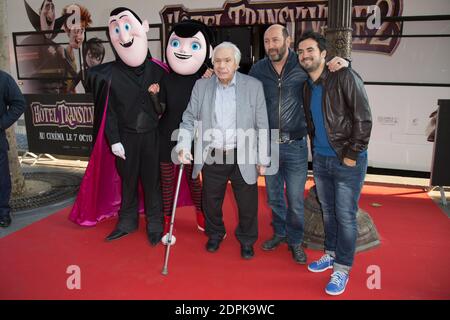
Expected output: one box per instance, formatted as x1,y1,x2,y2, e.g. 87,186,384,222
166,19,214,75
108,7,149,67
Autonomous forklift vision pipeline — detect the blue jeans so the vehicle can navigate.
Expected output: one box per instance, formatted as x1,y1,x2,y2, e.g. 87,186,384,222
265,138,308,245
313,153,367,270
0,150,11,218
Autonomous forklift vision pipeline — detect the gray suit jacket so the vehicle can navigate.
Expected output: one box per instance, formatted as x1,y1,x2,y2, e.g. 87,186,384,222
177,72,269,185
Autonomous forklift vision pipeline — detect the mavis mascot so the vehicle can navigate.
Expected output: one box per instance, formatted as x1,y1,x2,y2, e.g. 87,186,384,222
149,19,214,244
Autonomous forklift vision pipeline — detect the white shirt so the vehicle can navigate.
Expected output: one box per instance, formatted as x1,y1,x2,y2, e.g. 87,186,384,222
211,73,237,150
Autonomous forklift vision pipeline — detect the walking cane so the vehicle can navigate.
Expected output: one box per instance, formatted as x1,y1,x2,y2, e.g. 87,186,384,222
162,163,184,276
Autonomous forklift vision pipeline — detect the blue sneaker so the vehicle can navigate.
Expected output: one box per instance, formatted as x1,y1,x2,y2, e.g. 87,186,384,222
307,254,334,273
325,271,349,296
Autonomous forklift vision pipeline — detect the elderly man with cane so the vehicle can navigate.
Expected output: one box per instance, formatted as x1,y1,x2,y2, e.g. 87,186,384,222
175,41,270,260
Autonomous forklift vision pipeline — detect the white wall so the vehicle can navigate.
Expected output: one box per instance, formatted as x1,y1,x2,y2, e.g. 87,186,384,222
366,86,449,171
352,0,450,172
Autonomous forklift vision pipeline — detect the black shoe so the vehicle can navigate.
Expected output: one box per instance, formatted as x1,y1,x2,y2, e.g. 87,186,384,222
262,234,287,251
288,244,307,264
206,238,222,253
148,232,162,246
105,229,129,241
240,245,254,260
0,214,11,228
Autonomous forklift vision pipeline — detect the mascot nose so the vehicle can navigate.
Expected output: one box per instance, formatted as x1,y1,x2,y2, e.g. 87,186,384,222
119,32,130,44
179,43,190,53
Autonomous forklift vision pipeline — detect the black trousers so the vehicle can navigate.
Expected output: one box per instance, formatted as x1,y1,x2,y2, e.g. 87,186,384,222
202,150,258,246
115,131,163,233
0,149,11,218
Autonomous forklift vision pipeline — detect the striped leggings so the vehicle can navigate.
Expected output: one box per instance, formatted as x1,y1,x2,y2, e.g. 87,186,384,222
160,162,203,217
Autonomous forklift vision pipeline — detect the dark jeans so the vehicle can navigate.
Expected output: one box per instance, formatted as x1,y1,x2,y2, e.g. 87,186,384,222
265,138,308,245
0,150,11,218
313,153,368,270
202,150,258,246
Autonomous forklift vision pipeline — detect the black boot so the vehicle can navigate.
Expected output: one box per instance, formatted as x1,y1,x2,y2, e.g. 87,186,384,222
148,232,162,246
288,244,307,264
105,229,129,241
206,238,222,252
0,213,11,228
261,234,287,251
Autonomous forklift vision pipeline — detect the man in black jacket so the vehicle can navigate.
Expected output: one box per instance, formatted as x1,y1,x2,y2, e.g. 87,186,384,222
249,24,348,264
104,7,165,245
0,70,26,228
298,32,372,296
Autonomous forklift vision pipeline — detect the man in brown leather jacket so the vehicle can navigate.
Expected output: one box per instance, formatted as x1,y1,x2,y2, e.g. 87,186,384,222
298,31,372,296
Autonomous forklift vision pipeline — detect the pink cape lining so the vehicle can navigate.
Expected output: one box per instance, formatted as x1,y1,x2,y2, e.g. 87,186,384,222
69,58,193,226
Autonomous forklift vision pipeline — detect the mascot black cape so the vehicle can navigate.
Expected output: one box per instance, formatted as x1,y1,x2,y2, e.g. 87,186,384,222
69,7,168,246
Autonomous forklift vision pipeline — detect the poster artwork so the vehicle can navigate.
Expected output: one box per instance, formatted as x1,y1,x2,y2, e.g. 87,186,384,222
160,0,403,54
24,94,94,157
16,1,103,94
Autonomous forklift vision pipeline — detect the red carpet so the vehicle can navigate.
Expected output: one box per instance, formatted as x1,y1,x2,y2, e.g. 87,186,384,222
0,180,449,300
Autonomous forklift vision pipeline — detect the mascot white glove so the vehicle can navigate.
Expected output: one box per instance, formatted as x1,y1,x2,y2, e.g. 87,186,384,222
111,142,126,160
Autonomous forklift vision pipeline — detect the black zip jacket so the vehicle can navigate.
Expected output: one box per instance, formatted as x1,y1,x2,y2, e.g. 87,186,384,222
249,49,308,140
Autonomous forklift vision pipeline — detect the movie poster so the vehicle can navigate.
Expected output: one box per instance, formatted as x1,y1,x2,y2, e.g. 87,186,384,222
15,1,109,94
24,94,94,156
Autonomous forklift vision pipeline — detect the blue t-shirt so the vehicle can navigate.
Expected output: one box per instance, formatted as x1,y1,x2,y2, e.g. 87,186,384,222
308,79,367,159
308,79,336,157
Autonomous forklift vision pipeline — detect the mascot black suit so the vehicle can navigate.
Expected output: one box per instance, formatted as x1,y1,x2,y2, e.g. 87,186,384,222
69,7,166,246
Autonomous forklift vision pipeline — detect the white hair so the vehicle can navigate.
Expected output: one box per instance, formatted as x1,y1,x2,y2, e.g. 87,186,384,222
212,41,241,66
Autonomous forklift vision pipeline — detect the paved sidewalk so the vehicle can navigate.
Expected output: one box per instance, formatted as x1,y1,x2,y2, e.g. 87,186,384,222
0,161,86,239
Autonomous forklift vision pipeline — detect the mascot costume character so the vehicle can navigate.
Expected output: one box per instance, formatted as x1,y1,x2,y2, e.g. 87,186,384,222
149,20,214,244
69,15,213,246
69,7,167,246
